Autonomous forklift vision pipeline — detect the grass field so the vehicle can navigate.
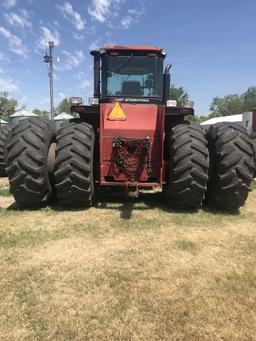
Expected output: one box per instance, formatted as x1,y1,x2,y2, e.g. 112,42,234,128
0,182,256,340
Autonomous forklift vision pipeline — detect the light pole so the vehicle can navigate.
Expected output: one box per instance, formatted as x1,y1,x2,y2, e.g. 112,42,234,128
43,41,54,120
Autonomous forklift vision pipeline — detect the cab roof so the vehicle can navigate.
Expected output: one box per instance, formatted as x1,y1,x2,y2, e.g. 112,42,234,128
90,45,166,58
104,45,162,52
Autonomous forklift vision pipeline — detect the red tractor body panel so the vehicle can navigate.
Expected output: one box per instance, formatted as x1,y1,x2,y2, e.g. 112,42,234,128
99,103,165,186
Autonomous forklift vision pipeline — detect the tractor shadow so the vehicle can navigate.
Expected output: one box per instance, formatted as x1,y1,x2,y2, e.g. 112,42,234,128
94,188,200,220
94,190,161,220
6,188,240,220
93,188,240,220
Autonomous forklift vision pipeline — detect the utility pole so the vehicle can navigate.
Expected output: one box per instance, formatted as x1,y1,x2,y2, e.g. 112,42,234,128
43,41,55,120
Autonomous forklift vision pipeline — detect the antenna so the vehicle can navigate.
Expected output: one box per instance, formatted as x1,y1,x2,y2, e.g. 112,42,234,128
43,41,55,120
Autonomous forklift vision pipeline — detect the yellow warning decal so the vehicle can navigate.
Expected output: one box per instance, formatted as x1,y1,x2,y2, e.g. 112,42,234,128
108,102,126,120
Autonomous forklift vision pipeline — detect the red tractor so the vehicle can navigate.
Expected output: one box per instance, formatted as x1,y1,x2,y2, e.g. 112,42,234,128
5,45,255,210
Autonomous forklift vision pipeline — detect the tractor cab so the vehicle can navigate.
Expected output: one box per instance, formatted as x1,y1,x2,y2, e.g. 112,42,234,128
71,45,194,113
93,45,166,103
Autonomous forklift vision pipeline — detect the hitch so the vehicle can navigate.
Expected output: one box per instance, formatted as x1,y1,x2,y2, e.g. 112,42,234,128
126,184,139,198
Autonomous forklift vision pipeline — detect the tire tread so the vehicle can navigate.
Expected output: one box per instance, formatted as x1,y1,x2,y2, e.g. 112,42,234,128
165,121,209,209
0,124,12,177
6,118,55,206
206,123,254,210
54,120,95,206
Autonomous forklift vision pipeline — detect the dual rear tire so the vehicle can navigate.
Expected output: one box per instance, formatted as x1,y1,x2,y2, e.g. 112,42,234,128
205,123,254,210
6,118,94,208
0,124,12,177
165,121,254,211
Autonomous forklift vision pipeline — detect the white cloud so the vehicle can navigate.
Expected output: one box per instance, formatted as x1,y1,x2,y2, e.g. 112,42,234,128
19,95,29,107
38,96,51,108
121,16,132,29
88,1,142,28
37,26,60,50
0,77,18,93
74,71,86,80
73,32,84,40
89,40,100,51
88,0,120,23
5,9,32,28
2,0,16,9
57,2,86,31
121,8,144,29
81,79,92,88
0,52,10,63
57,92,65,101
53,20,60,28
0,26,27,57
61,50,85,70
74,71,93,89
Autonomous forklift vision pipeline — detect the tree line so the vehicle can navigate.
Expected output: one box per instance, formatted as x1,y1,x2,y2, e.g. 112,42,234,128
169,85,256,123
1,86,256,122
0,92,73,122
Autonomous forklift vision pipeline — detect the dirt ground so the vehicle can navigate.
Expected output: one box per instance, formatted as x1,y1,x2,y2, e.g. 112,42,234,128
0,186,256,340
0,177,9,188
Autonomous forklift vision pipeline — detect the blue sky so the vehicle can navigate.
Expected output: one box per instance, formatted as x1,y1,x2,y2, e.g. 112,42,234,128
0,0,255,115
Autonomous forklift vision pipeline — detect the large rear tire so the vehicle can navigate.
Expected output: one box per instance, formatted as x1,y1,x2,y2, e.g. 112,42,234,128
0,124,12,177
165,121,209,209
54,119,95,207
6,118,56,207
253,141,256,178
206,123,254,210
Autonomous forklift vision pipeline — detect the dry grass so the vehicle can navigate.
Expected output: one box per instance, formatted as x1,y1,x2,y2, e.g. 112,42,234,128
0,177,9,188
0,186,256,340
0,186,11,197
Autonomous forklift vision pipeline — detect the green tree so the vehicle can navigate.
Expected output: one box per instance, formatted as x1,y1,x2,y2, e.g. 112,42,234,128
32,109,50,119
169,85,189,107
186,115,200,122
56,98,71,115
198,115,209,123
209,94,245,117
186,115,209,123
0,91,18,121
242,86,256,111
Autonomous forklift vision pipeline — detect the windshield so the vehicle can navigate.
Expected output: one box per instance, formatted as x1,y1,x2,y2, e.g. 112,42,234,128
102,55,164,98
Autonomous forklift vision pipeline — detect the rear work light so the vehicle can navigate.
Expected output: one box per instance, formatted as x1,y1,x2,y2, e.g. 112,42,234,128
70,97,83,105
88,97,99,106
166,100,177,107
